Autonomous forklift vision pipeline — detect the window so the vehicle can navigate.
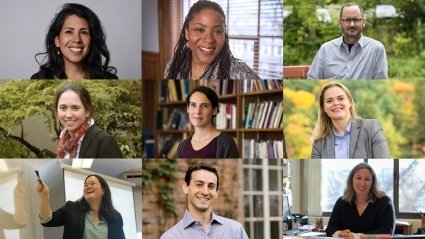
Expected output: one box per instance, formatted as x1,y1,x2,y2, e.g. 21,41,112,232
182,0,283,79
243,158,283,239
320,159,424,217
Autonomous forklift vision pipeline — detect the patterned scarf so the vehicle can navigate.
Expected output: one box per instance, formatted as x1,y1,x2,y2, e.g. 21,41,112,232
57,119,91,159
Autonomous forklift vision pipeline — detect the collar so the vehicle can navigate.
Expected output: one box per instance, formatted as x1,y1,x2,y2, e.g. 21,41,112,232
182,209,224,230
333,120,352,137
337,34,365,48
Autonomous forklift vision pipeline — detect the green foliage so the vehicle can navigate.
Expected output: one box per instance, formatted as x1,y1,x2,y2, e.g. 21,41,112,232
142,159,178,216
284,1,425,78
0,80,141,158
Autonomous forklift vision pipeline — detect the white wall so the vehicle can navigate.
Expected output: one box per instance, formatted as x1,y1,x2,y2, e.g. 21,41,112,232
142,0,159,52
0,0,141,79
0,159,142,239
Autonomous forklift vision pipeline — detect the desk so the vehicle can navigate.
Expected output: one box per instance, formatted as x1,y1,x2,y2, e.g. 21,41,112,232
395,220,412,235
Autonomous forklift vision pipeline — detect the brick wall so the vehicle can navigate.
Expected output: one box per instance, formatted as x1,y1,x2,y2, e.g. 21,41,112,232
142,159,243,239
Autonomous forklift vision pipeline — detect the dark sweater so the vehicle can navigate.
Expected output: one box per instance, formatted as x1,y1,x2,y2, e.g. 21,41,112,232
326,195,395,236
176,132,239,158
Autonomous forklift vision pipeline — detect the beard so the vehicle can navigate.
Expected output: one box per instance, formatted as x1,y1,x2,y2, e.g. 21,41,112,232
343,26,362,42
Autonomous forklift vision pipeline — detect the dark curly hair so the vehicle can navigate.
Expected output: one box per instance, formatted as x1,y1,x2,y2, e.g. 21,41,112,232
166,0,233,79
34,3,117,79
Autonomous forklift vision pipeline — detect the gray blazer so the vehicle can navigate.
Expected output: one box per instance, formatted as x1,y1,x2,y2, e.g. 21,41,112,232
311,118,390,159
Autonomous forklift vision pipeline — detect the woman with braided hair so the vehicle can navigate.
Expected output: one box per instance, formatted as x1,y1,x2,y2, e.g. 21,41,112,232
164,0,260,80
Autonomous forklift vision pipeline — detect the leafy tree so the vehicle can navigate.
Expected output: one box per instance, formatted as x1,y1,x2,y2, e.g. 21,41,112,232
0,80,141,158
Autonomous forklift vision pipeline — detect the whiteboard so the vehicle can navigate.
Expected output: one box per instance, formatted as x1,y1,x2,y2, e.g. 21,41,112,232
0,170,20,239
63,168,137,239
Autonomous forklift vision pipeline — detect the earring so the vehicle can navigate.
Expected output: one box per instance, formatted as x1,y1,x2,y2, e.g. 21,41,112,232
185,41,189,48
57,48,61,55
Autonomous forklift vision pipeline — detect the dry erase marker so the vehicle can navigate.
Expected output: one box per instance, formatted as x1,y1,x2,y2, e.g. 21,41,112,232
35,170,43,188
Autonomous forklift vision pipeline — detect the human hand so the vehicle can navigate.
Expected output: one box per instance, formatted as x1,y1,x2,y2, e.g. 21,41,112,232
36,181,49,198
13,180,26,198
339,229,354,239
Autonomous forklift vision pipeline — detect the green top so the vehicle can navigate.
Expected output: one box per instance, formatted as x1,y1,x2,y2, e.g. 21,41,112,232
83,210,108,239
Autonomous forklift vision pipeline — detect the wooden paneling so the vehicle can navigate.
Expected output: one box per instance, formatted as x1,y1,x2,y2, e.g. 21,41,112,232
142,51,160,80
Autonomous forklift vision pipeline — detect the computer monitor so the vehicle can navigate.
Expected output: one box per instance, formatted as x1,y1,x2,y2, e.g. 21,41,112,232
283,194,291,221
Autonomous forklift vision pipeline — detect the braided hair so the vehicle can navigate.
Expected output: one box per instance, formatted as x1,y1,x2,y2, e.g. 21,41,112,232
166,0,233,79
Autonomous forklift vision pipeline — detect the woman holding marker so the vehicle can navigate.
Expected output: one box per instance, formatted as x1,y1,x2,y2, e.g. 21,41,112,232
36,174,125,239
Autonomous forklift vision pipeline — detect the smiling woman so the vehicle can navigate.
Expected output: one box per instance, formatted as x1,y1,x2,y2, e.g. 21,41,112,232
164,0,260,80
54,83,121,159
176,86,239,158
326,163,395,237
36,174,125,239
311,81,390,159
31,3,118,79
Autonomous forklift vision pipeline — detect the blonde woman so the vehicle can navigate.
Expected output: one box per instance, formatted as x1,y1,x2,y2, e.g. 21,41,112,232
311,82,390,158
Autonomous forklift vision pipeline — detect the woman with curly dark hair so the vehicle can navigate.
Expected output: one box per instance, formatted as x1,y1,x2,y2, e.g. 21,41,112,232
36,174,125,239
164,0,260,80
31,3,117,79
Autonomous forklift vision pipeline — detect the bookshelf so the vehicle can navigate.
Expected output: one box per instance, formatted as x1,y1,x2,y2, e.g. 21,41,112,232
143,80,283,159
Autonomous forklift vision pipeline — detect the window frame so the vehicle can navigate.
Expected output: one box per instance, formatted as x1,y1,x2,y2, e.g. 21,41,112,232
320,159,422,219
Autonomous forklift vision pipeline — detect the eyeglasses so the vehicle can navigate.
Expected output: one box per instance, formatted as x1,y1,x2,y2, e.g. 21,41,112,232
340,18,364,24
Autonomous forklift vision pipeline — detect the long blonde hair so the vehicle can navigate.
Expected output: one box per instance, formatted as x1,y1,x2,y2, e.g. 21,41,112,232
312,82,358,141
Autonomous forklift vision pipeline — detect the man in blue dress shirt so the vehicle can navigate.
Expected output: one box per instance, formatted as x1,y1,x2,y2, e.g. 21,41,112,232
307,3,388,79
160,163,249,239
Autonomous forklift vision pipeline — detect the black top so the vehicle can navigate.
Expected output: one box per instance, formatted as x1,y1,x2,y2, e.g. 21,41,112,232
42,201,125,239
326,195,395,236
31,68,118,79
78,125,122,158
177,132,239,158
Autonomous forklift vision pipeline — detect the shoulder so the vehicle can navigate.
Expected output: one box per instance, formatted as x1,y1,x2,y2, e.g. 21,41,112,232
84,125,117,147
322,36,343,49
31,68,54,79
376,195,391,204
213,214,247,235
101,71,118,79
164,59,172,79
362,36,385,50
229,58,261,80
87,125,112,138
215,214,244,228
160,219,185,239
357,118,381,129
217,132,237,146
218,132,234,141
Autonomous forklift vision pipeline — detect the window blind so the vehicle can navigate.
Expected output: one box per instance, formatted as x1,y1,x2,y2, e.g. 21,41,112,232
181,0,283,79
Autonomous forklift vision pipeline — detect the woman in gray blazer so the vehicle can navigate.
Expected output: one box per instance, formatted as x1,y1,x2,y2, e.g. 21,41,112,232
311,82,390,159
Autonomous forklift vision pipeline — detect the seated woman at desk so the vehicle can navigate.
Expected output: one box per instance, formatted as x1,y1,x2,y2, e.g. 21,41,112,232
311,81,390,159
326,163,395,238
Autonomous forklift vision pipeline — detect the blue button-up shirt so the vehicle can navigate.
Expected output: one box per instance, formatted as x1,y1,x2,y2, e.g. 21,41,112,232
334,121,352,159
307,35,388,79
160,209,249,239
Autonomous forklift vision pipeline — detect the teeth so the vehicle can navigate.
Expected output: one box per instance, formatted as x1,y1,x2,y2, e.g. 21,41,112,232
69,47,83,53
200,47,213,53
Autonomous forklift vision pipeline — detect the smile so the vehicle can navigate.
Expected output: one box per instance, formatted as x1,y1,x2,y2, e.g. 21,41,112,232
199,47,215,55
69,47,83,53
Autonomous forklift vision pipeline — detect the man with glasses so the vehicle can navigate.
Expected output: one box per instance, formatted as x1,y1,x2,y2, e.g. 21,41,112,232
307,3,388,79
